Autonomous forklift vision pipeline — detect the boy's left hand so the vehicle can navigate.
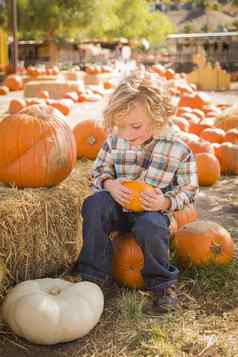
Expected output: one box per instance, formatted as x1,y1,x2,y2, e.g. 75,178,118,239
140,191,170,211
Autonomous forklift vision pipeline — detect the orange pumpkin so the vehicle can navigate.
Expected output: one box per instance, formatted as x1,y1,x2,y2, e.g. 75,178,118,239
191,108,205,120
215,143,238,175
0,104,77,188
178,93,207,110
38,90,50,100
215,108,238,132
176,106,193,116
200,128,225,144
4,74,23,91
63,91,79,103
172,116,190,132
51,99,74,116
196,152,221,186
150,64,166,76
103,80,113,90
164,68,176,80
173,204,198,230
73,120,107,160
112,232,144,288
223,128,238,144
121,181,155,212
8,99,26,114
173,221,235,266
0,86,9,95
184,138,214,154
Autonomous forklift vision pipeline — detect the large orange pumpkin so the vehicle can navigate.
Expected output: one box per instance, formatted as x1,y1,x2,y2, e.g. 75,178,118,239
173,204,198,230
196,152,221,186
173,221,235,266
121,181,155,212
0,104,77,188
215,143,238,175
73,120,107,160
3,74,23,91
112,232,144,288
214,108,238,132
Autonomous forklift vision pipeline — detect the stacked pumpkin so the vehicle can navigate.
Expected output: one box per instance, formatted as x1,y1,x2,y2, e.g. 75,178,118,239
170,95,238,184
112,181,235,289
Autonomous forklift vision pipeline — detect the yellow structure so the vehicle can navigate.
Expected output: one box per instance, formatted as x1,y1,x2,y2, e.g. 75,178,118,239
0,30,8,68
187,48,231,91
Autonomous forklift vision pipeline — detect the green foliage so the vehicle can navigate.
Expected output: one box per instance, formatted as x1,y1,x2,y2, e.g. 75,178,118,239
111,0,175,44
3,0,174,45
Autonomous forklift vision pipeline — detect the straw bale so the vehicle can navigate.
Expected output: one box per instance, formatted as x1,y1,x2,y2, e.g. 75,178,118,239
62,70,85,81
84,73,113,85
24,80,82,99
0,160,93,301
22,74,61,84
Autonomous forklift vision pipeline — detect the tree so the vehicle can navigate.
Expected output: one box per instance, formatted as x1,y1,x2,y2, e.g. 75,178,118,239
111,0,175,45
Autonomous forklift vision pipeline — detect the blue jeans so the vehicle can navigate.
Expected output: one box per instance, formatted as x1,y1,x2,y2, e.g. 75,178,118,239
78,191,179,294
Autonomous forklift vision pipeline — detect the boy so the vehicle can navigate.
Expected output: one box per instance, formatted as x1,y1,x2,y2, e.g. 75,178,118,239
78,72,198,313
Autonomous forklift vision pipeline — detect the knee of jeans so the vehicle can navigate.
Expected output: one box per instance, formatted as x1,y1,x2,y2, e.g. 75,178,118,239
82,191,114,216
136,212,169,232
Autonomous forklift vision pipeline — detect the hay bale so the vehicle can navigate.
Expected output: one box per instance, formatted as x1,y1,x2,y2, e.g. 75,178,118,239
24,80,83,99
0,160,93,301
84,73,113,85
62,70,85,81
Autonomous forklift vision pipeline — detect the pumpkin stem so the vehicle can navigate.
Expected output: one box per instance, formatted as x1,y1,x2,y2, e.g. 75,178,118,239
87,136,96,145
48,287,61,296
210,242,223,256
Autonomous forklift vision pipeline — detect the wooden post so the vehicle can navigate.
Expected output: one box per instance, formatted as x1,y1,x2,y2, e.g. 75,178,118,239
11,0,18,73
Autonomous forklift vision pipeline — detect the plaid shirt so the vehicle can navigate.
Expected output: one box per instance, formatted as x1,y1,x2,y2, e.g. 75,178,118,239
90,126,198,212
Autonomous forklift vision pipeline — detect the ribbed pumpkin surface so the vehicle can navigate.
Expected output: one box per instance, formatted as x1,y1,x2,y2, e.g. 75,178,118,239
0,104,77,188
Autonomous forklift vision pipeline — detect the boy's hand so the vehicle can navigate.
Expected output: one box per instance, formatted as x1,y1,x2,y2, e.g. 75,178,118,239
140,191,171,211
104,179,132,206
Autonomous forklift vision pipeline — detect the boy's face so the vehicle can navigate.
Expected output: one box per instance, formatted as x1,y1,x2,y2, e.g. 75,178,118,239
115,101,153,146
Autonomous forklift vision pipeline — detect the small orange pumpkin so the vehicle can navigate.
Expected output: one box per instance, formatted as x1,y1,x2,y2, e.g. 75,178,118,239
200,128,225,144
196,152,221,186
63,91,79,103
73,120,107,160
173,220,235,266
112,232,144,288
8,99,26,114
173,204,198,230
172,116,190,132
38,90,50,100
223,128,238,144
178,93,207,110
103,80,113,90
4,74,23,91
0,86,9,95
51,99,74,116
121,181,155,212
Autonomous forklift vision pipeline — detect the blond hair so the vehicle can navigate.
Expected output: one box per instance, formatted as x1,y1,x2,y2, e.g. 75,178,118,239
103,71,175,131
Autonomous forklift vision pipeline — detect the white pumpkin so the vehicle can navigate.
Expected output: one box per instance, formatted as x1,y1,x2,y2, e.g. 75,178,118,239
2,278,104,345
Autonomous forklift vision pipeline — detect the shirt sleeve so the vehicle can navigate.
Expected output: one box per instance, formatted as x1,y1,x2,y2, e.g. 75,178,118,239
90,138,115,192
164,149,199,211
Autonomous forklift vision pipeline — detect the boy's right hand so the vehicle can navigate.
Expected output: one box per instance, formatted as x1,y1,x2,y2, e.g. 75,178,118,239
104,179,131,207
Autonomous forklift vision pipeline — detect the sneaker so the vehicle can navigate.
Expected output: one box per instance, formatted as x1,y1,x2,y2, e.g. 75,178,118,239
143,286,178,315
